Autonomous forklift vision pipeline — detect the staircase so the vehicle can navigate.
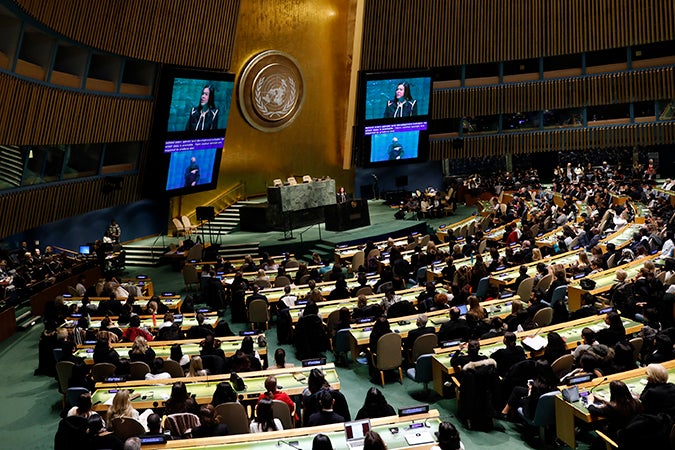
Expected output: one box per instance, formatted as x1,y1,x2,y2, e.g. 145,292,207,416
199,202,248,235
302,242,336,265
0,145,23,189
123,241,261,267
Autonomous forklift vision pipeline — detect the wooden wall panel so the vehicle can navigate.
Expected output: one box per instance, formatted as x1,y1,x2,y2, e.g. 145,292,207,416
429,122,675,160
432,67,675,118
12,0,240,69
362,0,675,70
0,175,141,238
0,73,153,145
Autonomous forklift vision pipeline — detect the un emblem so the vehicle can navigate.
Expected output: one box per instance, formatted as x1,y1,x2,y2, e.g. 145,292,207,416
239,50,305,132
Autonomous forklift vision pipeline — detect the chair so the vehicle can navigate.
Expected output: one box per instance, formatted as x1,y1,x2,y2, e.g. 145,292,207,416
215,402,250,435
271,400,294,429
551,354,575,380
549,285,568,306
247,299,270,330
416,266,427,284
531,307,553,327
534,273,553,293
356,286,373,296
181,215,197,234
453,358,499,430
351,251,365,271
297,274,311,285
607,253,617,269
325,309,341,338
419,234,430,247
90,362,116,383
302,175,312,183
406,354,434,398
67,286,79,297
128,361,150,380
474,277,490,300
410,333,438,363
172,217,186,236
273,178,283,187
367,248,381,260
370,332,403,386
517,390,560,444
515,277,535,301
53,348,64,364
477,239,487,254
595,430,618,450
285,259,299,269
568,237,579,249
65,387,89,408
185,243,203,262
164,413,201,438
333,329,352,365
273,276,291,288
253,279,272,289
110,417,146,441
376,281,393,294
182,264,199,291
163,359,185,378
629,337,644,362
287,177,297,185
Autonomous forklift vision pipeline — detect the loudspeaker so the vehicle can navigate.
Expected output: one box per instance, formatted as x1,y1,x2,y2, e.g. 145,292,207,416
394,210,405,220
195,206,215,221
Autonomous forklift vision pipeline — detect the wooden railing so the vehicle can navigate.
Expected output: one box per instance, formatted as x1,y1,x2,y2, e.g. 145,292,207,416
186,181,247,223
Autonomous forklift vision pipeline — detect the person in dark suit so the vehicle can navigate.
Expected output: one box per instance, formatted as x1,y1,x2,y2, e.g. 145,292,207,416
640,363,675,416
513,265,529,291
437,307,471,343
404,314,435,353
246,285,268,308
450,339,487,369
187,313,215,339
490,331,526,377
307,389,345,426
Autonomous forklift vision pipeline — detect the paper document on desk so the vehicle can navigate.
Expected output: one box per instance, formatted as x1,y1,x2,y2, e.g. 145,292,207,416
405,431,435,446
522,335,547,351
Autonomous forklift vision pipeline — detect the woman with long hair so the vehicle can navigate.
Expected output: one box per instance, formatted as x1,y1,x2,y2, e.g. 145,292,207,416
128,335,155,366
186,84,219,131
588,380,643,440
106,389,139,422
164,381,197,415
355,387,396,419
431,421,465,450
191,404,229,438
211,381,238,407
249,396,283,432
188,355,208,377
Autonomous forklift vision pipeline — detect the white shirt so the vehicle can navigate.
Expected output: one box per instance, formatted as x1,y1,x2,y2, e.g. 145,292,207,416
249,418,283,433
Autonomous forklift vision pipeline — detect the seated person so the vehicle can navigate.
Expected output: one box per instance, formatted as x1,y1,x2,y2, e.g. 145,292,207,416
355,387,396,420
404,314,435,353
258,375,298,422
450,340,487,369
145,357,172,380
250,396,283,432
191,404,229,438
640,363,675,416
307,389,345,426
186,313,215,339
490,331,526,377
437,307,470,343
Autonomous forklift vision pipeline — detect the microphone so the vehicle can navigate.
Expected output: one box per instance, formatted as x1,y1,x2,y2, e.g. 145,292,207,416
277,440,301,449
589,377,608,394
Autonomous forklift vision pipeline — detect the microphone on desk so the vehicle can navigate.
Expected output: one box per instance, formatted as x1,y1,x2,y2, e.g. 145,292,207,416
277,440,301,449
589,377,608,394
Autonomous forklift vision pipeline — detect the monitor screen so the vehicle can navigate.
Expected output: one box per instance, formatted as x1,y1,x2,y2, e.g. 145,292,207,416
164,138,223,193
79,245,91,255
362,76,431,121
365,122,427,163
166,77,234,135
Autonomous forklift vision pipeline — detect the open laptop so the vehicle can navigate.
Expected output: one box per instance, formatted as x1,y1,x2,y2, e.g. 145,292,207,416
344,419,371,450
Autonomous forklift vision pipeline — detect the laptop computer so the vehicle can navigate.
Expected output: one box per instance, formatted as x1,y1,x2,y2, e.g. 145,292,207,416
344,419,371,450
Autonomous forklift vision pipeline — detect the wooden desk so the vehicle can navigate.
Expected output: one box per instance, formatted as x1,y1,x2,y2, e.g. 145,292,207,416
488,250,580,287
431,315,643,395
121,278,155,297
598,223,643,252
61,312,219,332
74,334,267,365
555,359,675,449
64,294,182,312
91,364,339,412
142,409,441,450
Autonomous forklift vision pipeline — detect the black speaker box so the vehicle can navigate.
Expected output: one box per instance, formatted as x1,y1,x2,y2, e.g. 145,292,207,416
196,206,215,221
394,210,406,220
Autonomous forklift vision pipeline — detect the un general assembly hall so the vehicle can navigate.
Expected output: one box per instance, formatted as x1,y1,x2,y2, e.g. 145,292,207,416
1,1,675,449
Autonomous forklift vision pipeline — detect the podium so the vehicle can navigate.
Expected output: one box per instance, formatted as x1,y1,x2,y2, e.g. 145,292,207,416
324,199,370,231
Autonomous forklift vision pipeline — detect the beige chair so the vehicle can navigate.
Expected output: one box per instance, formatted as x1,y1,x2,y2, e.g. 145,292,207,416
351,251,365,271
356,286,373,297
325,309,341,338
163,359,185,378
477,239,487,254
248,299,270,330
410,333,438,363
216,402,249,435
128,361,150,380
172,217,186,236
531,307,553,327
273,276,291,288
164,413,201,438
253,279,272,289
367,248,381,260
515,277,535,300
287,177,298,185
419,235,430,247
297,274,311,285
606,253,617,269
56,361,75,404
271,400,294,429
629,337,643,362
182,264,199,291
90,362,116,382
67,286,79,296
302,175,312,183
284,260,299,269
185,243,203,262
370,332,403,386
181,215,197,234
110,417,145,441
273,179,283,187
551,354,575,380
534,273,553,293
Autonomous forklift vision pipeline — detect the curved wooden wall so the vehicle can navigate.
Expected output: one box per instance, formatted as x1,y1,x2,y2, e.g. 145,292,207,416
361,0,675,70
429,122,675,159
0,175,141,238
12,0,241,69
0,73,154,145
432,67,675,118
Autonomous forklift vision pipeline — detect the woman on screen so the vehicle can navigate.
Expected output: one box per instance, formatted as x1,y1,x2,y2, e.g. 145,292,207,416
186,84,219,131
384,82,417,118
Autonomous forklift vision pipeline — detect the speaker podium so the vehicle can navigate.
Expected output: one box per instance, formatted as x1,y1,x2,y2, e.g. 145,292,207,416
324,199,370,231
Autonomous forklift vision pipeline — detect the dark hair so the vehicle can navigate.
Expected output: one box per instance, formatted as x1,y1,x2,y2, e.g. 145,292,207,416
504,331,517,346
274,348,286,367
87,415,105,435
147,413,162,434
254,397,278,431
129,315,141,328
360,387,391,418
312,434,334,450
608,380,643,417
436,421,462,450
363,430,387,450
318,388,334,409
76,392,93,415
197,84,217,110
211,381,238,406
308,368,328,393
170,344,183,362
198,404,220,428
151,357,165,374
240,335,254,354
392,82,413,102
467,340,480,356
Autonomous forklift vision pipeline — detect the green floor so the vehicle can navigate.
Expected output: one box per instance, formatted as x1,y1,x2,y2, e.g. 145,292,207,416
0,200,593,449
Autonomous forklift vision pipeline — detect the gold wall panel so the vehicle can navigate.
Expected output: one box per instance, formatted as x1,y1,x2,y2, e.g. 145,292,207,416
12,0,241,68
172,0,357,216
0,73,154,146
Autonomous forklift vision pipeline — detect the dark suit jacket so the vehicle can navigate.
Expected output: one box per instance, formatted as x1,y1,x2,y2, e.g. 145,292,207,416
404,326,436,351
437,319,470,342
490,345,526,376
307,410,345,426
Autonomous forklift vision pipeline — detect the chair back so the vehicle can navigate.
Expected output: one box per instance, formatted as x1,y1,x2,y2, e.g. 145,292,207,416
607,253,617,269
516,277,535,301
376,281,393,294
172,218,185,236
273,276,291,288
356,286,373,296
474,277,490,300
629,337,643,361
65,386,89,408
412,333,438,361
111,417,146,441
186,243,203,262
128,361,150,380
375,333,402,371
90,362,116,382
271,400,294,429
53,348,64,363
416,266,427,284
215,402,250,434
550,285,568,306
164,413,201,438
534,273,553,293
253,279,272,289
287,177,297,185
351,251,365,271
273,179,283,187
367,248,381,260
298,274,311,285
477,239,487,254
551,354,575,379
182,264,199,285
532,307,553,327
333,329,352,354
285,259,299,269
181,215,195,232
325,309,341,338
67,286,79,296
411,353,433,384
302,175,313,183
529,391,559,426
163,359,185,378
248,299,270,328
419,235,430,247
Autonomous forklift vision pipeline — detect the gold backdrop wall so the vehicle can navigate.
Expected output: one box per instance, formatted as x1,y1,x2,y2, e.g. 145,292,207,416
173,0,356,216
